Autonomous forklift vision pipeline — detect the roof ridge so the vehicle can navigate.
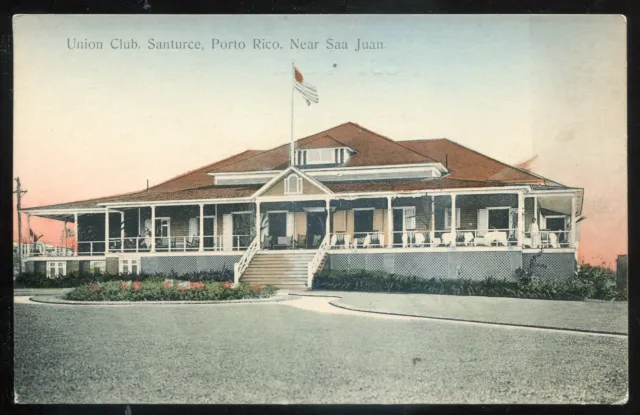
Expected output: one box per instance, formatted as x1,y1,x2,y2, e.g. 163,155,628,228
351,123,441,164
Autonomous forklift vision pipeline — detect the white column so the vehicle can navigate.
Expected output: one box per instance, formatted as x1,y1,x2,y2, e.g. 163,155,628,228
199,203,204,252
150,205,156,253
386,196,393,247
450,194,457,245
571,195,577,248
430,195,435,245
214,204,218,248
74,213,79,256
120,212,125,252
256,201,261,249
104,208,109,253
26,213,32,256
325,199,331,240
517,192,525,247
533,195,538,223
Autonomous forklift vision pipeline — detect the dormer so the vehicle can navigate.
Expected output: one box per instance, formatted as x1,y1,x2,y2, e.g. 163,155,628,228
294,147,353,167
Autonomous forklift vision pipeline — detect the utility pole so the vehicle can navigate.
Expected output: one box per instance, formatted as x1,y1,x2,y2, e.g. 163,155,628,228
13,177,28,274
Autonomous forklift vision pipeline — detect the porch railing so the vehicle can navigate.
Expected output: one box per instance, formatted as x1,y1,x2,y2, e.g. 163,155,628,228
78,241,106,256
307,233,330,288
234,235,259,285
232,235,251,251
329,232,386,249
106,235,227,253
21,243,75,257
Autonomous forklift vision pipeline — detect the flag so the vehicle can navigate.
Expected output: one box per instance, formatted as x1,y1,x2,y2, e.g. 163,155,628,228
293,66,319,106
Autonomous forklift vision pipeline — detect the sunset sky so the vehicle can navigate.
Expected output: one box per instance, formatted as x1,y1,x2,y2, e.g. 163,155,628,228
13,15,626,267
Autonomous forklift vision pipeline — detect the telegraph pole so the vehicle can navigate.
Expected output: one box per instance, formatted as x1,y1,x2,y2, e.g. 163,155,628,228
14,177,27,274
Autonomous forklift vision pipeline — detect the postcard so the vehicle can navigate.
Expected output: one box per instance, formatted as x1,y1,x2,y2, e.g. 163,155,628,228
12,14,627,404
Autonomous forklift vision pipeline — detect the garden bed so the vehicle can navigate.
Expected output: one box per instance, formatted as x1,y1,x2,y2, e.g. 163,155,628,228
64,280,277,302
15,269,232,289
312,264,626,301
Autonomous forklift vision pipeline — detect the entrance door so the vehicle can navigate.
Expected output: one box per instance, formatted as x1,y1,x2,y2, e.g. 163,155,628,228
306,212,327,248
268,213,287,238
393,209,404,246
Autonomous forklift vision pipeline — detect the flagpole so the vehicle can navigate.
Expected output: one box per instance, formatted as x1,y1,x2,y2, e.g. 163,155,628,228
290,62,295,167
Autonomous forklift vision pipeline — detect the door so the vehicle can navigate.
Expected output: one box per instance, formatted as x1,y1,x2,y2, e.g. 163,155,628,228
307,212,327,248
268,213,287,238
393,209,404,245
203,217,215,249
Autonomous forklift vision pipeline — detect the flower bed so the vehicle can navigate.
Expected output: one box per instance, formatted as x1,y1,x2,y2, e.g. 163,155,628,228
15,268,233,288
64,280,277,302
313,265,626,301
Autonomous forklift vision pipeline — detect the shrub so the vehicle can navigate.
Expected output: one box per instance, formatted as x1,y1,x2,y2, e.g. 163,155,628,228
64,280,277,302
14,267,233,289
313,268,626,301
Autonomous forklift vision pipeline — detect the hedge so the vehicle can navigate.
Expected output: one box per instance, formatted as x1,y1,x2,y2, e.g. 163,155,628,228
15,267,233,288
312,264,626,301
64,280,277,301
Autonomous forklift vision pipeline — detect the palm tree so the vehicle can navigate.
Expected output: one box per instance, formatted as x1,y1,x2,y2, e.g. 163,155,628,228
29,228,44,254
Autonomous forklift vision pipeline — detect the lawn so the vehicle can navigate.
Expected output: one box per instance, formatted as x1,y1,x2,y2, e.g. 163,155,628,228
14,301,627,404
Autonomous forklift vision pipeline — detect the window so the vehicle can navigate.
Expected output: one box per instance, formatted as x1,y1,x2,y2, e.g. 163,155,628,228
90,260,106,273
353,209,374,234
404,207,416,230
120,258,140,275
294,147,351,166
444,208,461,229
284,174,303,195
47,261,66,278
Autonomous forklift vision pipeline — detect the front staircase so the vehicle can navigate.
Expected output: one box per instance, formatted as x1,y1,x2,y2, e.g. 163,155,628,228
239,251,318,290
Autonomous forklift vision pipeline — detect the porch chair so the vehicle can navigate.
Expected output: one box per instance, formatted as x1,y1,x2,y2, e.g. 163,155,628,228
441,232,454,246
311,234,321,248
548,232,559,248
296,234,307,249
414,232,426,247
330,233,338,247
378,233,385,247
262,234,273,250
463,232,474,246
343,234,352,249
362,234,372,248
401,232,409,248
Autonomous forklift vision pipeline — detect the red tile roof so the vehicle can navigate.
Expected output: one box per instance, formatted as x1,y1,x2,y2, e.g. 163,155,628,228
24,123,568,212
398,139,545,184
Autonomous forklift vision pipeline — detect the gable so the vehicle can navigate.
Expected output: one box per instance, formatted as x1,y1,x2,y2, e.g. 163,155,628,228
261,171,328,197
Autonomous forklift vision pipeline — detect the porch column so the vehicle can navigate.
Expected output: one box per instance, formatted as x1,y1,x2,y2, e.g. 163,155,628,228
120,212,125,253
517,192,524,247
150,205,156,253
430,195,435,245
74,213,79,256
325,199,331,240
450,194,457,245
199,203,204,252
255,201,261,249
386,196,393,247
104,208,109,254
533,195,538,223
571,195,577,248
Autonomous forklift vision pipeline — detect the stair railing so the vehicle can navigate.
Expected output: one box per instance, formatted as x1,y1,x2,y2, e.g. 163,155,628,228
307,233,330,289
233,235,259,286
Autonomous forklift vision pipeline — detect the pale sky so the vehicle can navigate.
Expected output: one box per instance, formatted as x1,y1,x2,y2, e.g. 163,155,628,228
13,15,627,266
